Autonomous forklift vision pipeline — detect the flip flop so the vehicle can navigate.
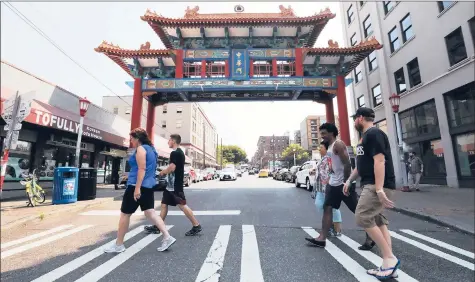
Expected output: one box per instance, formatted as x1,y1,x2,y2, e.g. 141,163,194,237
367,267,398,278
375,260,401,280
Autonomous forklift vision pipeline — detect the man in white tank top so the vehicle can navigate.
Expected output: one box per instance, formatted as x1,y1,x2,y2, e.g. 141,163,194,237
305,123,374,249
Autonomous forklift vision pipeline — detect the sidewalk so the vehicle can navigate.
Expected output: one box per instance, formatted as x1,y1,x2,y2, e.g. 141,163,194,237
0,185,124,230
392,185,474,235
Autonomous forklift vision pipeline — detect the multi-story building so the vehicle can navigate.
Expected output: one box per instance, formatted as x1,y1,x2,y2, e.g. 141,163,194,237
299,115,340,151
253,135,290,168
102,96,219,169
294,130,302,146
340,1,474,188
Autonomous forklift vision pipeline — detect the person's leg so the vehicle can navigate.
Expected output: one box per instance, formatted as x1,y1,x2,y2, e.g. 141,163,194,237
332,209,342,234
408,173,415,190
144,209,170,238
145,192,171,234
116,212,132,245
415,173,421,191
178,204,200,226
160,203,169,220
315,192,325,213
344,184,375,250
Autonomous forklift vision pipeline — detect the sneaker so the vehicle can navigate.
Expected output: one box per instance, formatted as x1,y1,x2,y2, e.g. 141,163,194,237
157,236,176,252
104,243,126,253
185,225,202,236
144,225,160,234
328,227,336,237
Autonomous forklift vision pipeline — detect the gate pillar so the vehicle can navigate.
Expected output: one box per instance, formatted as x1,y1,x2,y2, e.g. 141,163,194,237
336,76,351,146
325,99,335,124
130,77,143,146
146,101,156,144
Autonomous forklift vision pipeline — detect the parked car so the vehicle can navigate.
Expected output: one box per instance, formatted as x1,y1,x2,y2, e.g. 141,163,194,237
203,168,215,181
185,166,197,183
119,166,178,189
219,167,237,181
295,160,319,191
248,170,255,175
275,168,288,181
236,169,243,177
258,169,269,178
195,169,204,182
214,170,221,179
284,166,300,182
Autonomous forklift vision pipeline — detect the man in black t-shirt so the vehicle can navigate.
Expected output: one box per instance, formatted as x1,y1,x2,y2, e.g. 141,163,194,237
144,134,202,236
343,107,400,280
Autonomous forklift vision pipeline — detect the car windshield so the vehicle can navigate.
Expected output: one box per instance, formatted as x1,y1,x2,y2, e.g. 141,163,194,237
223,168,233,172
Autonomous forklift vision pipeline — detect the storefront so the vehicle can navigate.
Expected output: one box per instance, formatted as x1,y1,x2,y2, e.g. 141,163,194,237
399,99,447,185
444,81,475,188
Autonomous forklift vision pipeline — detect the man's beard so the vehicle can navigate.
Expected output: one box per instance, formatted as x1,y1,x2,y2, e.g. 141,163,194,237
355,123,364,132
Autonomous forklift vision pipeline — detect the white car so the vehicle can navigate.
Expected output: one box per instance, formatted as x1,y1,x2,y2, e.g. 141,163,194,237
220,167,237,181
295,160,319,191
195,169,204,182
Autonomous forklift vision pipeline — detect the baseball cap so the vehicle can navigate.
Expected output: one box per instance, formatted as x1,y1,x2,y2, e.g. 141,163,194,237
352,107,375,118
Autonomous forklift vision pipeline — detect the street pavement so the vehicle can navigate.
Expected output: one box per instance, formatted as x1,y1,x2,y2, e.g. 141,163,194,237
1,173,474,282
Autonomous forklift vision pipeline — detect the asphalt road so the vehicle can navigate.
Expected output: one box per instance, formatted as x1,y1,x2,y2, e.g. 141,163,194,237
1,173,474,282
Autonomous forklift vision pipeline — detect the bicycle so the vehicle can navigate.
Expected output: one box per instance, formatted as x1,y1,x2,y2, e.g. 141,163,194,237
20,168,46,207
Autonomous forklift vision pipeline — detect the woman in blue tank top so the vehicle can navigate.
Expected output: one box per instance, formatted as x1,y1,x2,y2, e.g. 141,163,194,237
104,128,176,253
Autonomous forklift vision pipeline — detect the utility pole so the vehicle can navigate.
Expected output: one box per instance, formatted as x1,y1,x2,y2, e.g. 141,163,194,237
272,134,276,171
202,121,206,169
220,138,223,168
216,133,219,168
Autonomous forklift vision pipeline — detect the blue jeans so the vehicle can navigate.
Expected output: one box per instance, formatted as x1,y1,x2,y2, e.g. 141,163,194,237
315,191,342,223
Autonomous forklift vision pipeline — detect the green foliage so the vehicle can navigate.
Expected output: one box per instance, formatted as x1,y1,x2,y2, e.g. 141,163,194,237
281,144,310,164
217,145,247,165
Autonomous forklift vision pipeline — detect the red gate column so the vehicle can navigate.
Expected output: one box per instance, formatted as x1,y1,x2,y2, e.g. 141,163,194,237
336,76,351,145
130,77,143,141
146,101,155,144
325,99,335,124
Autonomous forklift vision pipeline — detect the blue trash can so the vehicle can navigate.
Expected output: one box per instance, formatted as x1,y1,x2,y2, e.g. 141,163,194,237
52,167,79,204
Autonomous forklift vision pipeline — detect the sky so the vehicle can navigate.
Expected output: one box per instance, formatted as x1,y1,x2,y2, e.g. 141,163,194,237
1,2,354,158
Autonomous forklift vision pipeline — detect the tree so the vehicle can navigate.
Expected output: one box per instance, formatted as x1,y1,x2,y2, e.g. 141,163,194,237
281,144,310,165
217,145,247,165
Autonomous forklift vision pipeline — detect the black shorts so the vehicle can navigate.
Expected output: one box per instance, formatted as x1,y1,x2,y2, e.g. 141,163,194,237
161,190,187,206
120,186,155,214
323,183,358,212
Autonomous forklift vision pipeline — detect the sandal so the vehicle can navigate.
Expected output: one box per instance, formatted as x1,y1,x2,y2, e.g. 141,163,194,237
367,267,398,278
374,260,401,281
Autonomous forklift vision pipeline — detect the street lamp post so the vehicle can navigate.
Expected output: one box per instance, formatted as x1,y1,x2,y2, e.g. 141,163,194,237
75,97,91,168
292,148,296,166
389,93,409,190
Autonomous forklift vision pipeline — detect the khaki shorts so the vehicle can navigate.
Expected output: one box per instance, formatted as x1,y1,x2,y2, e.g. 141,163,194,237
355,184,393,228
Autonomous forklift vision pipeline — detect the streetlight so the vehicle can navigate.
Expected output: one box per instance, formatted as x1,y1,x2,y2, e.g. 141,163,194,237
292,148,297,166
75,97,91,168
389,93,409,191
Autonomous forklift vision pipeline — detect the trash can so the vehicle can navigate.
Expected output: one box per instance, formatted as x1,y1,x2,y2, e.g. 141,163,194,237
52,167,79,205
78,168,97,201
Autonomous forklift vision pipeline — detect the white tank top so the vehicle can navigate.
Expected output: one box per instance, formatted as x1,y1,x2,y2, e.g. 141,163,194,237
328,140,348,186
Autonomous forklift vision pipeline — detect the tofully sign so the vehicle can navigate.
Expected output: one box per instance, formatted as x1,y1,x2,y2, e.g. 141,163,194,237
30,109,104,140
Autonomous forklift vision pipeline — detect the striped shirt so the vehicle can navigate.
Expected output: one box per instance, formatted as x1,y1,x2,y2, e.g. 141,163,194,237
315,155,331,193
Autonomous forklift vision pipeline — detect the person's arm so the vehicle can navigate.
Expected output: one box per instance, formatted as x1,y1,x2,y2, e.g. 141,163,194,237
368,130,394,207
160,152,177,176
418,157,424,173
334,140,352,182
134,146,146,199
346,168,359,185
373,153,385,192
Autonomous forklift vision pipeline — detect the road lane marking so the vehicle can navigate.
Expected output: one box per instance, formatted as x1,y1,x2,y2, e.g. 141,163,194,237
241,225,264,282
399,229,475,259
195,225,232,282
80,210,241,216
31,225,145,282
390,231,474,270
1,225,93,259
301,227,380,282
74,225,173,282
1,225,74,250
338,234,419,282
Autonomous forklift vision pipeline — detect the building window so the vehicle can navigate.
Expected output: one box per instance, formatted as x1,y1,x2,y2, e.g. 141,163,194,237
469,17,475,47
357,95,365,107
375,120,388,134
400,100,439,140
177,106,183,114
311,126,318,132
347,5,355,24
394,68,407,94
388,27,401,53
310,120,316,125
311,133,317,138
276,60,296,77
372,84,382,107
253,60,272,77
163,105,168,114
438,1,454,12
445,27,468,66
192,121,197,132
407,58,421,87
363,16,373,38
161,120,166,128
176,120,182,128
4,141,32,181
454,132,475,177
383,1,395,15
113,107,118,114
125,107,131,115
444,82,475,128
354,64,363,83
368,51,377,71
408,139,447,178
400,14,414,42
350,33,358,46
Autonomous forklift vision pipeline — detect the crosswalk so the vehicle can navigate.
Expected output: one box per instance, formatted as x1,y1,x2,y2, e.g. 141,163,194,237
1,224,474,282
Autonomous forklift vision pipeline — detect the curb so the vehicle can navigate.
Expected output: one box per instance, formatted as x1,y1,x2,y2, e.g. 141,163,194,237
1,192,124,231
392,207,475,236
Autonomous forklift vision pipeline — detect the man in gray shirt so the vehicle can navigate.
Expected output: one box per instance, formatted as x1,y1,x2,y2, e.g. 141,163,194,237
408,152,423,191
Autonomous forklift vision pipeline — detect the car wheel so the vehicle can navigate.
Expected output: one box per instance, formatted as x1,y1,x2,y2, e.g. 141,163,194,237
306,178,311,191
295,178,300,188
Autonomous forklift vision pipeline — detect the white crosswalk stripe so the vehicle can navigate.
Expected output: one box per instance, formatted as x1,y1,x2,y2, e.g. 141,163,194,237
1,225,74,249
80,210,241,216
8,225,471,282
1,225,93,259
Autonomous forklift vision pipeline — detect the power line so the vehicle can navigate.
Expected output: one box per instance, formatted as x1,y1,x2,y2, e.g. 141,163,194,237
2,1,174,136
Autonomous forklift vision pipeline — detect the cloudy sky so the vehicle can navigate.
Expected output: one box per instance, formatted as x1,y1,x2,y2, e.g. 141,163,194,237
1,2,354,158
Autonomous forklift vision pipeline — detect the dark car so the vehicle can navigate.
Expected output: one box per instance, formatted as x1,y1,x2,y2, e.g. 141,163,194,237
276,168,288,181
248,170,255,175
120,166,190,189
284,166,300,182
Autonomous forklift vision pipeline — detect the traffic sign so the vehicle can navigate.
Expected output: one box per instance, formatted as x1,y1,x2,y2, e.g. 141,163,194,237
4,123,22,131
1,98,15,118
5,130,20,150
